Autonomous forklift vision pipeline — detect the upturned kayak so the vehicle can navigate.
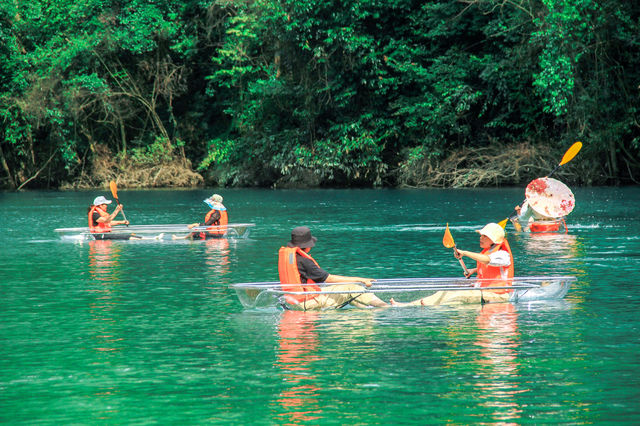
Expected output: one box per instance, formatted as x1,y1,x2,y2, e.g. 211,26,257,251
232,276,575,310
55,223,255,241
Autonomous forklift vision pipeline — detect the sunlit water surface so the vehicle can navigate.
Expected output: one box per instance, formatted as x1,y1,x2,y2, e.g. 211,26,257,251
1,187,639,424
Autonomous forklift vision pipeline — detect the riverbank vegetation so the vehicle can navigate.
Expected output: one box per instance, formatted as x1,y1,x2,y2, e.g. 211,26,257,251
1,0,638,189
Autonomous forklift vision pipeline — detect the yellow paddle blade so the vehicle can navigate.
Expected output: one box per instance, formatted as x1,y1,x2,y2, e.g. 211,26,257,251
497,218,509,229
559,141,582,166
513,221,522,233
443,223,455,248
109,180,119,200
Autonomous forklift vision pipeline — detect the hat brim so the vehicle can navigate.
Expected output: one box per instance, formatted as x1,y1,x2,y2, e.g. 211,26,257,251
287,236,317,248
476,229,503,244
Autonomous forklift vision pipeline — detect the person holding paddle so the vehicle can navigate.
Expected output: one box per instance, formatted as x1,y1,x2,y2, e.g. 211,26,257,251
278,226,388,310
498,142,581,232
391,223,514,306
452,223,513,283
88,195,141,240
511,177,575,233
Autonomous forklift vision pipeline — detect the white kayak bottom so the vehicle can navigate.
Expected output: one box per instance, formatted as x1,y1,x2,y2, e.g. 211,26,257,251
55,223,255,241
232,276,575,310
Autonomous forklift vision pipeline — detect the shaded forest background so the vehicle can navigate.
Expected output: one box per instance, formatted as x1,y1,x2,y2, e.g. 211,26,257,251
1,0,639,190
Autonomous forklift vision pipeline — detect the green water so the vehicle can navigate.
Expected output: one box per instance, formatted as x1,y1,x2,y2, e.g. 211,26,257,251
1,187,639,424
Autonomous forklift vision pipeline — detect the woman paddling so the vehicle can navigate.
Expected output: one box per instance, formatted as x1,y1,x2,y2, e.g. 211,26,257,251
88,196,143,240
391,223,514,306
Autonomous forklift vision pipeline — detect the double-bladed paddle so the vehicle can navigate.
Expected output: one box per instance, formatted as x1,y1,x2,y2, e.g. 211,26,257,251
443,223,470,278
109,180,128,226
498,141,582,229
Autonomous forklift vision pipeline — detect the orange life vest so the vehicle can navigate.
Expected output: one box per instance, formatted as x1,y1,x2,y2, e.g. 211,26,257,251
88,206,112,233
278,246,322,304
205,208,228,236
477,239,514,294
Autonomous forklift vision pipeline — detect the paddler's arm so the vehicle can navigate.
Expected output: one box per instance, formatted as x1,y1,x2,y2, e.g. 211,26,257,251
455,249,491,265
456,249,510,267
204,210,221,225
325,274,374,287
187,211,221,229
97,205,128,225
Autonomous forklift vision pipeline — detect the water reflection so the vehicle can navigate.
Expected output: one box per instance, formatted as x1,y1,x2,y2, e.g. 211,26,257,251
89,239,122,281
204,238,231,278
87,240,123,353
473,303,526,422
523,233,580,257
276,310,323,424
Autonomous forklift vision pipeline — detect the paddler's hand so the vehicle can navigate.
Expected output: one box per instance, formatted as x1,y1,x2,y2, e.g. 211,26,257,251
115,204,123,212
123,220,130,225
187,223,199,229
453,248,463,259
359,278,374,287
464,268,477,279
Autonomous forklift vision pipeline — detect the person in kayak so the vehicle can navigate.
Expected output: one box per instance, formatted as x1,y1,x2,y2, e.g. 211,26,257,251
512,200,553,231
511,177,574,232
278,226,388,310
88,195,142,240
174,194,228,240
391,223,513,306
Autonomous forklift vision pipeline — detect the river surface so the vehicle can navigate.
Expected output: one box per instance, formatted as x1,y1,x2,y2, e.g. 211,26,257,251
1,187,639,424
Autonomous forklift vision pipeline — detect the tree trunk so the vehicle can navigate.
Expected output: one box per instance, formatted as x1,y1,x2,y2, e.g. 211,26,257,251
0,143,16,189
609,136,619,185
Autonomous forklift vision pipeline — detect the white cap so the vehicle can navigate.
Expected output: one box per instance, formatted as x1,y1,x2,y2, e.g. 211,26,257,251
211,194,223,203
476,223,505,244
93,196,112,206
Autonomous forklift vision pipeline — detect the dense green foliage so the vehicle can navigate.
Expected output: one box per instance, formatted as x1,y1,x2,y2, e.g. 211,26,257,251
0,0,638,189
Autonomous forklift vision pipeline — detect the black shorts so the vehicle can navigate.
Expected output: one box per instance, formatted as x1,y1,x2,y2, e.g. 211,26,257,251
190,232,225,240
92,233,135,240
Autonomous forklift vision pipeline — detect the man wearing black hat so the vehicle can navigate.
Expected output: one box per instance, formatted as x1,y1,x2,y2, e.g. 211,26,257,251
278,226,388,310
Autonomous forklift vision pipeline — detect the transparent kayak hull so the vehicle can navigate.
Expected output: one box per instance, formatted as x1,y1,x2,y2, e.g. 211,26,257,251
55,223,255,241
232,276,575,310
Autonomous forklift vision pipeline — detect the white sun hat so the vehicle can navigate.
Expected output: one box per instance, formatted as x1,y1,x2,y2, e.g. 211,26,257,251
476,223,505,244
203,194,224,209
93,196,112,206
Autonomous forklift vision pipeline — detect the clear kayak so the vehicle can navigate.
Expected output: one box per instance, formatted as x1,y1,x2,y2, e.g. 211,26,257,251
232,276,575,310
54,223,255,241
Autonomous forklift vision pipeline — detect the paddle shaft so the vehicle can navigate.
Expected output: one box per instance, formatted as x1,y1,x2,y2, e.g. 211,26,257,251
114,197,128,224
109,181,128,226
453,246,471,278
